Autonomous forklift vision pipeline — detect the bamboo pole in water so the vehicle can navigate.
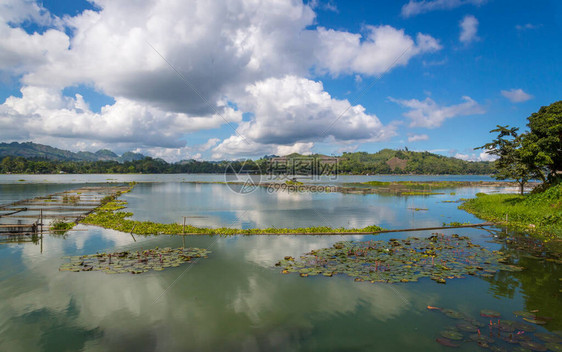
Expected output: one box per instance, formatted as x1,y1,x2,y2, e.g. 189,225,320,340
130,225,136,242
172,222,495,236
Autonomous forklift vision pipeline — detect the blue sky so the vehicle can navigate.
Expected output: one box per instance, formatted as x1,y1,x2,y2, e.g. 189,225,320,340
0,0,560,161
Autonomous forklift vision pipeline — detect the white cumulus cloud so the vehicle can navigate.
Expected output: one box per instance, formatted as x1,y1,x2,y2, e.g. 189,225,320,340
0,0,442,159
459,15,479,44
0,86,242,151
199,138,221,152
390,95,485,128
313,26,441,77
454,151,497,162
407,134,429,142
213,76,397,158
401,0,486,18
501,89,533,103
0,0,58,26
515,23,540,31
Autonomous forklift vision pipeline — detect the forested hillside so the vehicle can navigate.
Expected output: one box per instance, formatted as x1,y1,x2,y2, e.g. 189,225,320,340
0,145,494,175
0,142,145,162
337,149,494,174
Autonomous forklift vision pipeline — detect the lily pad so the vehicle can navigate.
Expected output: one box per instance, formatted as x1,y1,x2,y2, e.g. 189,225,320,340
512,347,533,352
534,332,562,343
512,322,536,332
519,341,547,351
426,301,562,352
480,309,501,318
440,330,464,340
489,346,508,352
545,342,562,352
60,247,211,275
523,317,547,325
497,324,515,333
470,334,494,343
456,322,478,332
442,309,465,319
276,235,515,285
464,318,486,327
514,311,537,319
435,337,460,347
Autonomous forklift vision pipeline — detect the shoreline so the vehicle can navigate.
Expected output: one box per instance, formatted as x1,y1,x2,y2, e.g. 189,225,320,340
459,186,562,240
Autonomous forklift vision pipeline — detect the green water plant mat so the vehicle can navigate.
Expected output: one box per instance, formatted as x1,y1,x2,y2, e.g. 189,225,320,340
428,306,561,350
275,234,524,284
60,247,211,274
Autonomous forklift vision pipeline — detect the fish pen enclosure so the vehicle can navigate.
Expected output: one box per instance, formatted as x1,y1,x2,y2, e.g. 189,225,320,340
0,185,130,245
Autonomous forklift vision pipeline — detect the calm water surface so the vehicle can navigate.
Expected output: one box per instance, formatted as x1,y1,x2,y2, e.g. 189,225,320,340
0,175,559,351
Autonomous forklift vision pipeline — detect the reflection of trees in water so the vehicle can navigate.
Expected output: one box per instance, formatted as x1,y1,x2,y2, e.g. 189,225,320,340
487,269,519,299
482,237,562,331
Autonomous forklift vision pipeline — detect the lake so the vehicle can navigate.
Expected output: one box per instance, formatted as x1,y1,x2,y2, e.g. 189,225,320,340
0,174,560,351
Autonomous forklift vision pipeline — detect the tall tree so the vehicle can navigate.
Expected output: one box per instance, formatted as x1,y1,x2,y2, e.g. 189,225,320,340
478,126,530,195
520,101,562,183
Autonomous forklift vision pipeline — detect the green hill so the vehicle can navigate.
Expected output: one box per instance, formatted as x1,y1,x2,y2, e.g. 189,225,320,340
120,151,145,162
0,142,145,163
275,149,494,175
341,149,494,174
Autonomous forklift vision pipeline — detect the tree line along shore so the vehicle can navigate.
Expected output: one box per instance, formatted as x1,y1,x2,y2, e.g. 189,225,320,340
0,150,494,175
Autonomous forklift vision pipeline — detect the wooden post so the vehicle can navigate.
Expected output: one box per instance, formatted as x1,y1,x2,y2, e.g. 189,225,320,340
130,224,136,242
183,216,186,235
40,211,43,253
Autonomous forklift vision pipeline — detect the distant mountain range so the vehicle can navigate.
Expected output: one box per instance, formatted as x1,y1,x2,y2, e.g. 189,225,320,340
0,142,494,175
0,142,145,163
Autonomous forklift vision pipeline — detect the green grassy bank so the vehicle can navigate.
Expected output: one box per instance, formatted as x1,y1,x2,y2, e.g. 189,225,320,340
460,184,562,238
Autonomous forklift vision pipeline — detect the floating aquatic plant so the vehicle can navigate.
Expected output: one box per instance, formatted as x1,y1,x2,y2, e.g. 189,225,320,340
50,219,76,234
481,309,501,318
524,318,548,325
435,337,460,347
82,194,384,236
457,321,479,332
535,332,562,344
427,306,561,351
440,329,464,340
547,342,562,352
275,234,523,284
59,247,211,274
441,309,466,319
519,340,547,351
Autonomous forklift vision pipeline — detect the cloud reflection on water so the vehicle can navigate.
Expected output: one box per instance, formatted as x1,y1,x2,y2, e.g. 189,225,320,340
0,228,435,351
